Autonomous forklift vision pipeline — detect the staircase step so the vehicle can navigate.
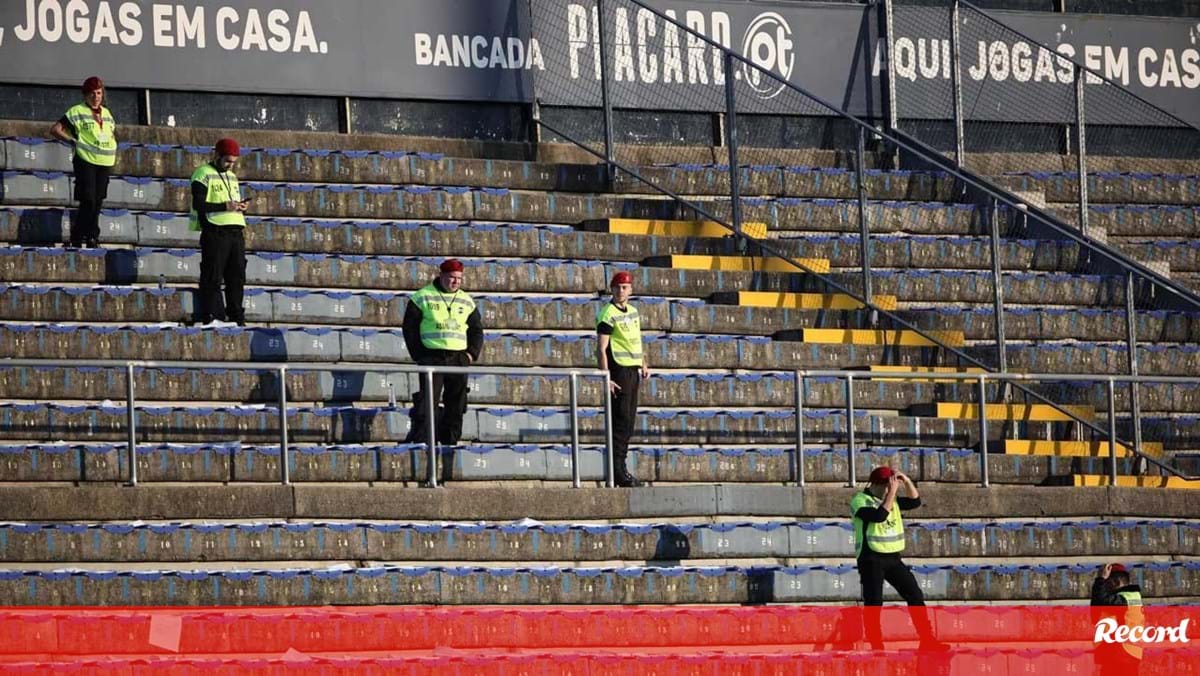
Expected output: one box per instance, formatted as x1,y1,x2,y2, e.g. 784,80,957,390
1003,439,1164,459
1073,474,1200,489
926,402,1095,422
796,328,965,347
582,218,767,239
711,290,896,311
644,254,830,274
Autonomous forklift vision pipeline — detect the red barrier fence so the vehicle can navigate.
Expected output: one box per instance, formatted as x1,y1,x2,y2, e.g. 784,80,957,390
0,605,1196,674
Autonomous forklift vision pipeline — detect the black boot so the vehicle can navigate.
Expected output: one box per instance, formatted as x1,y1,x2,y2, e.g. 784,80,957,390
613,454,643,487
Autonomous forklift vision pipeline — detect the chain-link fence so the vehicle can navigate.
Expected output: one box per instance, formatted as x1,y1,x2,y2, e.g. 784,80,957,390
523,0,1198,476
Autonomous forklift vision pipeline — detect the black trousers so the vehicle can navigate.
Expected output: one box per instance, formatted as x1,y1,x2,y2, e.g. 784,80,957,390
71,156,110,246
858,551,935,644
197,225,246,323
405,351,470,446
609,362,640,469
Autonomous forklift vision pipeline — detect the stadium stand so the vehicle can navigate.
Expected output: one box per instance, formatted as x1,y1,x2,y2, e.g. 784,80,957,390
0,118,1197,618
2,2,1200,670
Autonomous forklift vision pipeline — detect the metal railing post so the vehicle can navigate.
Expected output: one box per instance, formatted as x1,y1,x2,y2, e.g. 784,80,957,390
977,375,990,488
846,375,857,487
950,0,965,166
1107,377,1119,485
989,199,1008,373
855,127,874,310
126,363,137,486
1073,63,1089,234
1125,272,1143,465
723,51,743,238
569,372,581,488
596,0,616,185
603,382,616,488
424,369,439,487
794,371,805,487
278,366,290,486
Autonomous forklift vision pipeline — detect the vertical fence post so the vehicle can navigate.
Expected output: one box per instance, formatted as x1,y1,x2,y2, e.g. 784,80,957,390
977,375,990,488
596,0,616,185
882,0,899,135
278,366,290,486
424,369,439,487
846,376,857,487
794,371,805,487
141,90,153,127
126,363,138,486
1073,63,1089,234
1124,272,1143,465
989,199,1008,372
950,0,965,166
1107,377,1119,485
569,372,581,489
723,51,743,238
603,382,616,488
855,127,874,309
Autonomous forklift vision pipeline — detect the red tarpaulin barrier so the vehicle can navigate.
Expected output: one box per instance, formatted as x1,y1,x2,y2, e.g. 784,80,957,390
0,605,1197,674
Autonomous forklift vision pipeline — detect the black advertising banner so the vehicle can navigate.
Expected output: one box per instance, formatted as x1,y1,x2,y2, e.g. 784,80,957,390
0,0,1197,125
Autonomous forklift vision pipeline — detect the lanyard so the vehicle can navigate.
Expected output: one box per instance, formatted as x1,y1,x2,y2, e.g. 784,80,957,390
436,288,461,313
216,167,236,201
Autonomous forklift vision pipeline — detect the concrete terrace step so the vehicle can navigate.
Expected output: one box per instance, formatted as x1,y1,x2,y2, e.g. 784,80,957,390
0,323,965,370
0,284,948,336
0,442,1144,485
1073,474,1200,489
0,136,957,203
8,284,1200,343
1001,439,1165,460
0,399,1091,447
921,403,1096,423
0,172,993,235
581,217,766,239
0,246,1147,308
6,208,1138,277
712,290,891,311
0,558,1195,605
5,365,1195,414
643,254,831,274
1,518,1190,563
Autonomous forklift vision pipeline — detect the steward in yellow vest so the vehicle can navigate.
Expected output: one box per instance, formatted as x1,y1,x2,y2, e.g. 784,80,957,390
1091,563,1145,674
402,258,483,448
852,466,945,650
597,270,649,488
49,76,117,248
190,138,249,327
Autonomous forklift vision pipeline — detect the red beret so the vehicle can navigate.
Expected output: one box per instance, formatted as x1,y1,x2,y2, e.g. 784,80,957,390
610,271,633,286
868,466,894,485
440,258,464,273
1109,564,1127,574
214,138,240,158
81,76,104,93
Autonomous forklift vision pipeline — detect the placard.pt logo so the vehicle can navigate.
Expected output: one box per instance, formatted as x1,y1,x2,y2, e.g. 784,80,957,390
740,12,794,99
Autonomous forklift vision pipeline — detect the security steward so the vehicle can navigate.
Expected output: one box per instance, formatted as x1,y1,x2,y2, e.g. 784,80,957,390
402,258,483,447
852,466,945,650
597,271,649,488
1091,563,1144,675
50,76,117,248
190,138,249,326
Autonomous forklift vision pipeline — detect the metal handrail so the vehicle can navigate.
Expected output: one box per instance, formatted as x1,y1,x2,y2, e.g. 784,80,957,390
0,359,612,489
791,368,1196,488
540,0,1180,473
